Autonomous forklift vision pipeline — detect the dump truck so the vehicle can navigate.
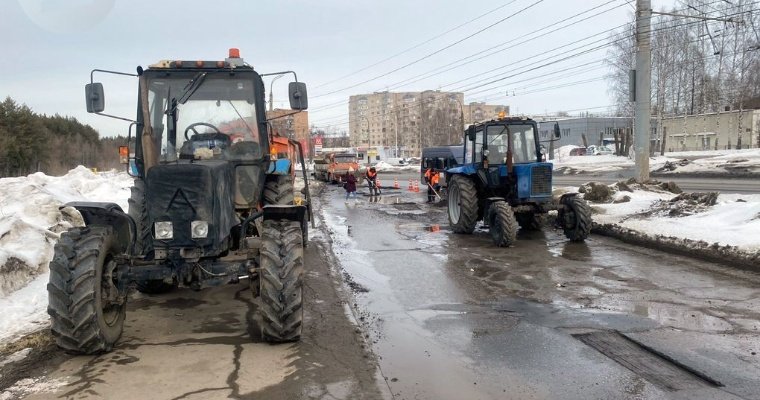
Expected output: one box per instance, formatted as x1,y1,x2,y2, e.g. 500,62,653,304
313,151,359,183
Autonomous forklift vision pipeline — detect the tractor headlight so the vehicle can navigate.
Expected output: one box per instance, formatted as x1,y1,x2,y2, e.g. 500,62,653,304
483,149,490,157
154,221,173,239
191,220,209,239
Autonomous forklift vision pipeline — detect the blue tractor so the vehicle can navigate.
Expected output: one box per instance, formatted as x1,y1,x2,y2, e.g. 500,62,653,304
446,116,591,247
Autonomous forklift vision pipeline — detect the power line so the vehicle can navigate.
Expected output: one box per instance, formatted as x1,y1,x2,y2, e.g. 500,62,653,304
309,0,629,111
311,6,758,127
312,0,546,99
311,0,520,90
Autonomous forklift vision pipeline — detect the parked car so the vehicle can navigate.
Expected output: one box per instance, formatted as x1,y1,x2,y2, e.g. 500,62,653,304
569,147,587,156
586,145,614,155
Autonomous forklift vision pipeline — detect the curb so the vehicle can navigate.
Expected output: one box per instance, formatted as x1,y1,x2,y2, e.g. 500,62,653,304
591,223,760,273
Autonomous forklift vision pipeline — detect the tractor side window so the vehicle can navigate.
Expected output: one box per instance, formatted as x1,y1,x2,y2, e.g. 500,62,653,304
473,131,483,164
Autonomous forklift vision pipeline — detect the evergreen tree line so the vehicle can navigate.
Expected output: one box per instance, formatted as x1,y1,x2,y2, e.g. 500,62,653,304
607,0,760,117
0,97,126,177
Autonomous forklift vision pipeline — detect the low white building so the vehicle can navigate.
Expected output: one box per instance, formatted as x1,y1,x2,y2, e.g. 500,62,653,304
660,109,760,152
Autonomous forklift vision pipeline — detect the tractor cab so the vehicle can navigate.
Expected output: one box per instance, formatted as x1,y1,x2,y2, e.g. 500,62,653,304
451,115,551,202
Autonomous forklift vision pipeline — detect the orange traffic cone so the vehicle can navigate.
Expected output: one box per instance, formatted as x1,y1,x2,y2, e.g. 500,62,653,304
377,178,382,188
408,179,414,191
413,181,420,192
394,177,399,189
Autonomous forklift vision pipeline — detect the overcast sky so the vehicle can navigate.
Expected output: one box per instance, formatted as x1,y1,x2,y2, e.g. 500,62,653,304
2,0,678,137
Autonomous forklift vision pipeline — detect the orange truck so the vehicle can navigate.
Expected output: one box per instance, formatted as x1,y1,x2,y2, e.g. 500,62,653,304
314,152,359,183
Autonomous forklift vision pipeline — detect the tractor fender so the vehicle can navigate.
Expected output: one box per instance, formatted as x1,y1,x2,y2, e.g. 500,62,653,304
446,164,478,175
262,204,308,223
558,192,579,208
62,202,135,256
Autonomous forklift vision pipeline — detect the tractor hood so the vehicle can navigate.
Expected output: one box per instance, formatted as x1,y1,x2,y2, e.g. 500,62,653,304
146,161,236,250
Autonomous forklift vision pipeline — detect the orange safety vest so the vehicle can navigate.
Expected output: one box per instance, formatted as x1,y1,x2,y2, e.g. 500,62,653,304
425,169,440,185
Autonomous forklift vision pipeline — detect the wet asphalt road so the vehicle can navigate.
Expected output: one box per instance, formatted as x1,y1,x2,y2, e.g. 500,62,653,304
323,171,760,399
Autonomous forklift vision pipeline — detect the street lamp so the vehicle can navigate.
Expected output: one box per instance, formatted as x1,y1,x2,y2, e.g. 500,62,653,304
269,74,285,112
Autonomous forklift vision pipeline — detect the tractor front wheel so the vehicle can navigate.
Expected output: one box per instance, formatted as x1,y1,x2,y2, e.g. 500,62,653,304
254,219,304,342
448,175,478,234
47,226,126,354
488,202,518,247
559,195,592,242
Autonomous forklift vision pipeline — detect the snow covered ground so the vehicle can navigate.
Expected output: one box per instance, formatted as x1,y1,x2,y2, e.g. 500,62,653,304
551,145,760,175
558,180,760,253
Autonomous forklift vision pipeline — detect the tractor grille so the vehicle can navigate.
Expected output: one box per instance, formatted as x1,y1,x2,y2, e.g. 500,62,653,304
530,165,552,196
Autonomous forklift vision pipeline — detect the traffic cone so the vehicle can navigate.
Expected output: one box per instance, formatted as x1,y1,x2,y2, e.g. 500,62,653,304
413,181,420,192
394,177,399,189
408,179,414,191
377,178,382,188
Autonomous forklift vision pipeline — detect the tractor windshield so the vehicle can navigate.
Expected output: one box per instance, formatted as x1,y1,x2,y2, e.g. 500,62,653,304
484,123,538,164
146,72,261,162
510,124,538,163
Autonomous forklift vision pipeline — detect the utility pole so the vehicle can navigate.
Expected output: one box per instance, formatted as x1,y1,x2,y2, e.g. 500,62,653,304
634,0,652,182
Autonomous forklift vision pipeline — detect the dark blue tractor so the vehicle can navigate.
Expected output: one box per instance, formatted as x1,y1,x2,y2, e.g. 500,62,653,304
446,117,591,247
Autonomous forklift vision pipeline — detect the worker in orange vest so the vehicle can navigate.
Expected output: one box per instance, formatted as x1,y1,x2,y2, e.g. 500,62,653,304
365,166,380,196
424,167,441,203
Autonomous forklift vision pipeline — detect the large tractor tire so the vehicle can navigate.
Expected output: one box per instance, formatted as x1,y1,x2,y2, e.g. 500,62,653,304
128,179,152,256
47,226,126,354
516,213,543,231
559,195,592,242
253,219,304,342
488,202,518,247
447,175,479,234
264,175,295,205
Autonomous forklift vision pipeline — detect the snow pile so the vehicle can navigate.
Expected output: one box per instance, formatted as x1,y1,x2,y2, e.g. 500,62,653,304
0,167,132,342
656,149,760,175
373,161,419,172
586,181,760,252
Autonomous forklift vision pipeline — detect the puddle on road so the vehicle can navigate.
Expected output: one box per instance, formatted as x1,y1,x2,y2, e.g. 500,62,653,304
395,222,447,233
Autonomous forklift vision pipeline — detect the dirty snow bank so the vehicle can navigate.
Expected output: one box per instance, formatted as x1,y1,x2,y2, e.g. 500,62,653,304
552,147,760,176
654,149,760,176
0,167,132,342
565,179,760,267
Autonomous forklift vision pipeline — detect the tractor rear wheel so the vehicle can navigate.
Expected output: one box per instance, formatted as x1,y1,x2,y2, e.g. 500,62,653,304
516,213,543,231
47,226,126,354
254,219,304,342
264,175,295,205
559,196,592,242
488,202,518,247
448,175,478,234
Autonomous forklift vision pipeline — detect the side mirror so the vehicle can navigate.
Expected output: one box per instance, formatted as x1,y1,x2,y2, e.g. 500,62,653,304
553,122,561,139
288,82,308,110
85,83,105,113
467,125,476,141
